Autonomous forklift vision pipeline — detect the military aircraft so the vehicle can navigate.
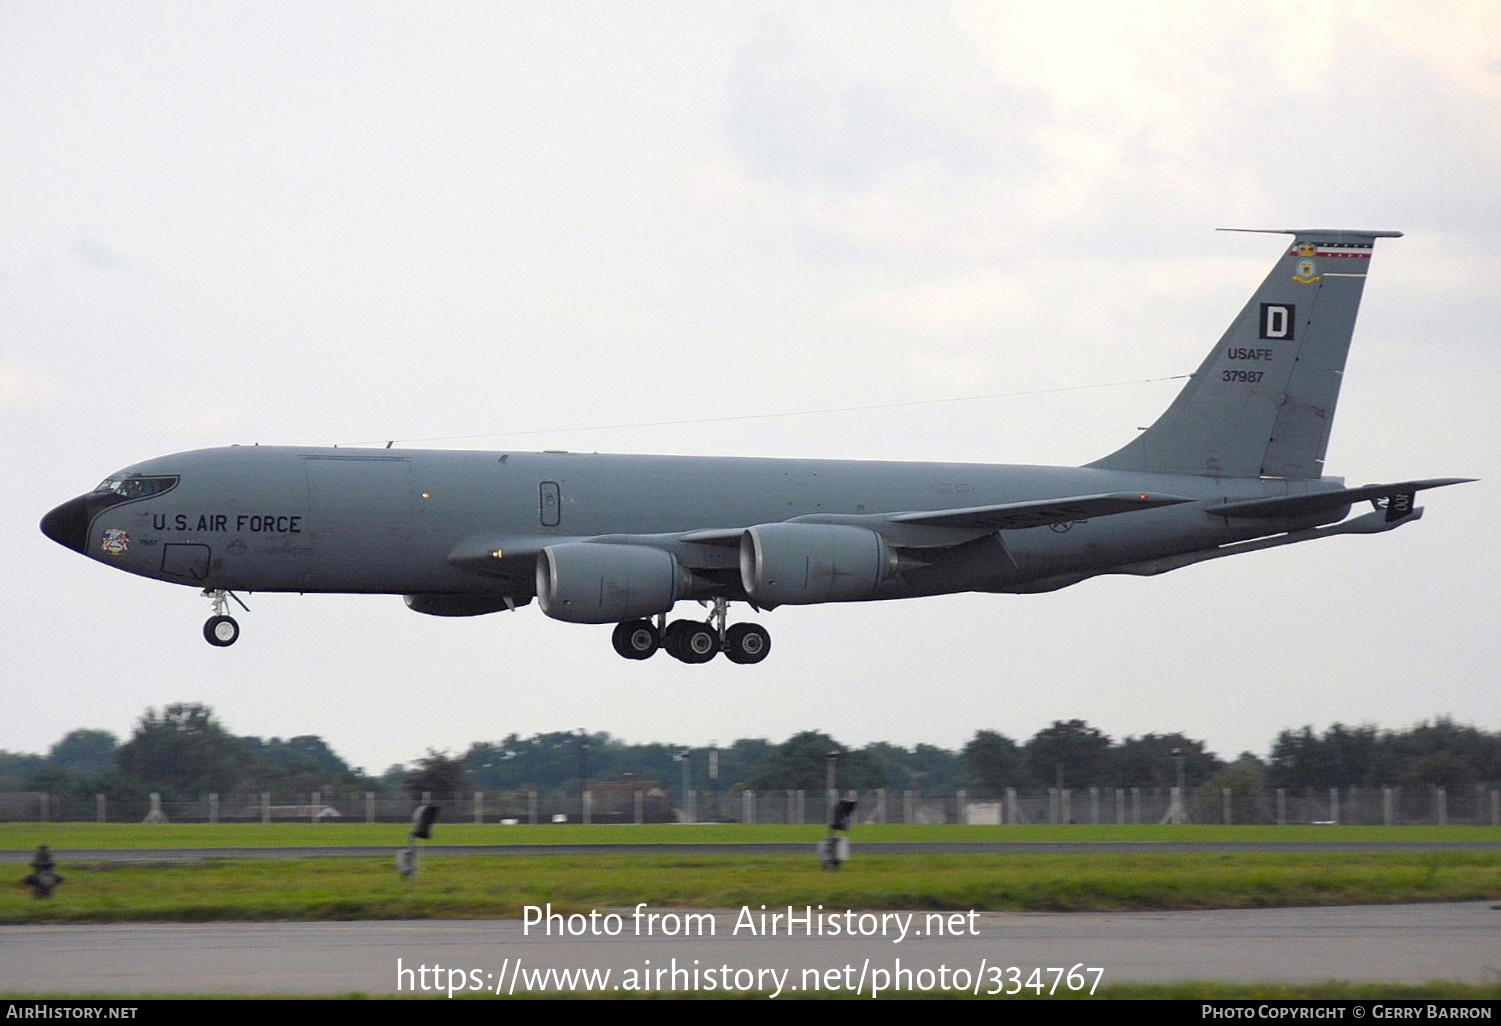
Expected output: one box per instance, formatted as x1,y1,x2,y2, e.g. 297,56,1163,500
41,229,1470,664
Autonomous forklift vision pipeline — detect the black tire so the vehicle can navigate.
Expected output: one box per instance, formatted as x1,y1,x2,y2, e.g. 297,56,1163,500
663,618,692,658
724,622,771,664
204,615,240,647
666,619,719,663
611,620,660,660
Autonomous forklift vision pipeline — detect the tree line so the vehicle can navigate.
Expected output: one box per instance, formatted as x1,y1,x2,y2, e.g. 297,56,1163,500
1,704,1497,801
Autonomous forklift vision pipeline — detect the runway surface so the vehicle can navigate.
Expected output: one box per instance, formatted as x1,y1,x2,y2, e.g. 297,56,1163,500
3,902,1499,995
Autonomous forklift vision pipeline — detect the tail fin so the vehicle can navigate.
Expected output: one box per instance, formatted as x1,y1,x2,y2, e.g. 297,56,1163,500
1090,228,1402,479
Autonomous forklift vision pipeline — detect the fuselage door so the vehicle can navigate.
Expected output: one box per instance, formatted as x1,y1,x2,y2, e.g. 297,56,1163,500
161,543,211,582
540,481,561,527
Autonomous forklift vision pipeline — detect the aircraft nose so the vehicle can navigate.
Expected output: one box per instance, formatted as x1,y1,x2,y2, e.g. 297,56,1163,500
40,495,91,554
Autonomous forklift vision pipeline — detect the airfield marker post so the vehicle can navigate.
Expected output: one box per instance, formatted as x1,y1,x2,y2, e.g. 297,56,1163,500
21,844,63,899
825,752,838,825
400,803,440,880
709,743,719,821
675,751,692,823
818,794,857,871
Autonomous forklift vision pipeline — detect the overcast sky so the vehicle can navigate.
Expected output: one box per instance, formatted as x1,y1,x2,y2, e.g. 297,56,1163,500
4,1,1497,776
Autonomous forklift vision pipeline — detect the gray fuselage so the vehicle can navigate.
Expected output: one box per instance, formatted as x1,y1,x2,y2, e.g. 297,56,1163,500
54,444,1347,603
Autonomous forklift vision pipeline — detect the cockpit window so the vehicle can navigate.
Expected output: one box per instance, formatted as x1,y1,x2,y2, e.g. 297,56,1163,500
91,475,179,500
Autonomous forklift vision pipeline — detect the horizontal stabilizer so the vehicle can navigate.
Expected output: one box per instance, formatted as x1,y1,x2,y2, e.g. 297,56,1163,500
1205,478,1474,519
889,492,1191,531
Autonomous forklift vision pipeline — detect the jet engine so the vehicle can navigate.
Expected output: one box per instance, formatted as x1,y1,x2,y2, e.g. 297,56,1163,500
739,523,897,606
535,542,688,624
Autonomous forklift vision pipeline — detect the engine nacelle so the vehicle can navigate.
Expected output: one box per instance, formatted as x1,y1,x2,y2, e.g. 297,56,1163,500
535,542,686,624
403,594,527,617
740,523,895,606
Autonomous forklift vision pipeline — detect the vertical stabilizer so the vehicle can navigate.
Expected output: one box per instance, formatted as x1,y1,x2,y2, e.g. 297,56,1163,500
1090,229,1401,479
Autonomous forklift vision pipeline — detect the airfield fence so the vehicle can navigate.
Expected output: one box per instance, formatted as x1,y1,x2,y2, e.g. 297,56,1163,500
2,784,1499,826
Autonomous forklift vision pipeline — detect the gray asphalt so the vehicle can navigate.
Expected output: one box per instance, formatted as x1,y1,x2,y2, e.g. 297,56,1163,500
4,903,1499,995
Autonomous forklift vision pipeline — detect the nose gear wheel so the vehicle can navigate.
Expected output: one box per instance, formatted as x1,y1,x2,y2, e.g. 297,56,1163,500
200,588,249,647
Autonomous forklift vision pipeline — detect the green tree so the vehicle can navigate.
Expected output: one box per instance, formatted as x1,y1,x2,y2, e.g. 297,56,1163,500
406,749,468,797
858,741,921,790
961,730,1028,793
245,734,361,794
47,729,118,777
115,704,253,797
1399,751,1475,793
1198,757,1271,824
1025,720,1112,789
1267,726,1330,789
747,732,881,790
0,751,46,790
1106,733,1220,789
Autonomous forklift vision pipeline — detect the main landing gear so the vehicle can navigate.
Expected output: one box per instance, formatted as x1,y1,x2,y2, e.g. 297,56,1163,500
610,599,771,665
200,588,250,647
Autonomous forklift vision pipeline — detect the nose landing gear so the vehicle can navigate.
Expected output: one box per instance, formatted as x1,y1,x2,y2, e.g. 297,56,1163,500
200,589,250,647
610,599,771,664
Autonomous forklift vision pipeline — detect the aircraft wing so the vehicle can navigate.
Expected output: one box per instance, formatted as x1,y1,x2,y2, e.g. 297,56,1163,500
447,492,1193,575
885,492,1192,530
1205,478,1474,519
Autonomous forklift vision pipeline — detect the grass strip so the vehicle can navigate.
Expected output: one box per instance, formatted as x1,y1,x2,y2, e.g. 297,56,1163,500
3,822,1500,850
3,851,1500,924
